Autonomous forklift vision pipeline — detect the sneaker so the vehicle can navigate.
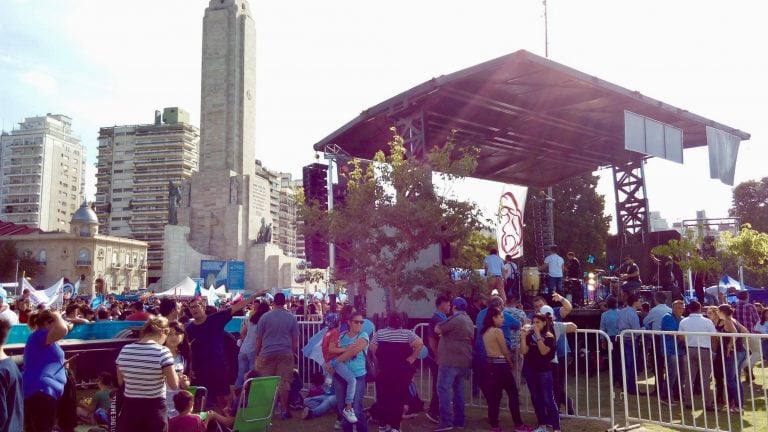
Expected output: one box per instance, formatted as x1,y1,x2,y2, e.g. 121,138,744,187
334,420,343,430
301,407,311,420
378,426,391,432
532,427,549,432
425,412,440,424
433,425,454,432
343,407,359,424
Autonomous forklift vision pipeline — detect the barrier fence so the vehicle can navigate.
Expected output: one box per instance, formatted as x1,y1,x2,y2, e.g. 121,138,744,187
297,320,767,431
619,329,768,432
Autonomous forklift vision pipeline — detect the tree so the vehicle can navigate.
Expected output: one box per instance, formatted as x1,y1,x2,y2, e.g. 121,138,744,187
300,130,487,312
720,224,768,288
0,240,42,282
729,177,768,234
522,173,611,266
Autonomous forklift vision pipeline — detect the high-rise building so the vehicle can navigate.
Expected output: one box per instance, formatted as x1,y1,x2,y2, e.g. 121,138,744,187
94,108,199,283
0,114,85,231
254,161,299,257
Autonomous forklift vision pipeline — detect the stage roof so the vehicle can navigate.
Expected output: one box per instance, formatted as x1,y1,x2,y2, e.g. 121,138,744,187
314,49,750,188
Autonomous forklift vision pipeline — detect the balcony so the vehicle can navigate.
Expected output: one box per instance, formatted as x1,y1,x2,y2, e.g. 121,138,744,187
76,260,92,267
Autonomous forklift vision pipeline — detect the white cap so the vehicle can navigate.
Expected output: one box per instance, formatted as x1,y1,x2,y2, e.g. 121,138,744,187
539,305,555,316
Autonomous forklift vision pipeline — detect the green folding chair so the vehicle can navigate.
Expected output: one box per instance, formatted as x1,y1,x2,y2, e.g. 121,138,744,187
233,376,280,432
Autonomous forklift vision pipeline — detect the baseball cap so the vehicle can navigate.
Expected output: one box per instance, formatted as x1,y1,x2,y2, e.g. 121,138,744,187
540,305,555,316
452,297,468,311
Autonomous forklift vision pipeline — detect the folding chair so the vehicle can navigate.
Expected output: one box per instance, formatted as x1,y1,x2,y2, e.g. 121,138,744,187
187,386,208,413
233,376,280,432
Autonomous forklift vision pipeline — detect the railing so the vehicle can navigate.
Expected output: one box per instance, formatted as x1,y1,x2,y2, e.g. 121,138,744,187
619,329,768,432
411,323,616,426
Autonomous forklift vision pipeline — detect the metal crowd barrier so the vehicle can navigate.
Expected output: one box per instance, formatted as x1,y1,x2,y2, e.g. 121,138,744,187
619,329,768,432
412,323,616,427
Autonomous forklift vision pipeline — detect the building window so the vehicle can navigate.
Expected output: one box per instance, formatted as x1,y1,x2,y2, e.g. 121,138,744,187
77,248,91,266
37,249,47,265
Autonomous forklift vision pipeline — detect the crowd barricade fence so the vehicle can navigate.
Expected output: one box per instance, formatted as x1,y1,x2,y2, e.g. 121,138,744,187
619,329,768,432
412,323,616,427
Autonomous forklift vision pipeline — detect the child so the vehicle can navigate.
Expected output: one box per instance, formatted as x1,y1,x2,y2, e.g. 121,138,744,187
321,313,358,424
307,372,326,397
169,390,208,432
77,372,114,425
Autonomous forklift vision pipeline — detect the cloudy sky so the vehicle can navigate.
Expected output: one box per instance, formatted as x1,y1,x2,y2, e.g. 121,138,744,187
1,0,765,232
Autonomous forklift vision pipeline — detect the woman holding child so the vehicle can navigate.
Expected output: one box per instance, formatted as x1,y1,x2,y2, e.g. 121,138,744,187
324,311,370,432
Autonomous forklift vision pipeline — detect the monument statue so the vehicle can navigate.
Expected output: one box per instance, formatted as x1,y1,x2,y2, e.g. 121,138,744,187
168,181,182,225
256,217,272,243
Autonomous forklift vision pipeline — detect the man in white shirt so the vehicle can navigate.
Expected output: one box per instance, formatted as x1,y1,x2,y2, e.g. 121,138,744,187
483,248,506,302
539,245,564,295
0,292,19,325
643,292,672,396
678,300,716,410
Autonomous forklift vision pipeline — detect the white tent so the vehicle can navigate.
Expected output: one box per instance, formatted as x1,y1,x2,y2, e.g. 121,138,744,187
155,277,198,297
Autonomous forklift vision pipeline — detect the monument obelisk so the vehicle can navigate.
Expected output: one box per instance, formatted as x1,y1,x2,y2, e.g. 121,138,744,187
177,0,258,261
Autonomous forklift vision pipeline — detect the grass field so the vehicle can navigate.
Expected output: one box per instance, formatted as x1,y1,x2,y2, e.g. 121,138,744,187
265,363,768,432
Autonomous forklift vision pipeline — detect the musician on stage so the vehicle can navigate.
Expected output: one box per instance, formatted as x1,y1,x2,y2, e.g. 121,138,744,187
565,252,583,305
649,253,681,300
617,255,642,301
538,245,564,295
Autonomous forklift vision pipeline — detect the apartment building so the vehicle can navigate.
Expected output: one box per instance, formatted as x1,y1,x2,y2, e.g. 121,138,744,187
0,114,85,231
94,108,199,283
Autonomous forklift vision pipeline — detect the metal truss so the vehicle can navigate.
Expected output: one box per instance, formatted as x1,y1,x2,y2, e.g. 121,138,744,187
612,159,649,244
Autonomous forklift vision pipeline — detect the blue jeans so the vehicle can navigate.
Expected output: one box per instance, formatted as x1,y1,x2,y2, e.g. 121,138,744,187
330,359,357,404
304,394,337,417
546,276,563,294
436,366,470,428
660,355,686,400
334,374,367,432
523,367,560,430
724,350,746,408
235,350,257,386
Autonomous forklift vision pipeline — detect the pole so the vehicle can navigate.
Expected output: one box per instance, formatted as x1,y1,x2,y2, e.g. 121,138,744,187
14,260,19,296
324,153,337,311
543,0,549,58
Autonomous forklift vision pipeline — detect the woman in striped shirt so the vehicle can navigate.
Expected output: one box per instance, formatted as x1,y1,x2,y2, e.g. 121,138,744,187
116,316,180,432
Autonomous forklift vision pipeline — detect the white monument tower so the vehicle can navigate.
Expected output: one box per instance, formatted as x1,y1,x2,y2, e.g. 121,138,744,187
163,0,293,291
177,0,259,260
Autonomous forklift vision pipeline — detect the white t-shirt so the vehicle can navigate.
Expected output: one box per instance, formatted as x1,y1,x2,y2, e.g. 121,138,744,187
544,254,564,277
678,314,716,349
0,307,19,325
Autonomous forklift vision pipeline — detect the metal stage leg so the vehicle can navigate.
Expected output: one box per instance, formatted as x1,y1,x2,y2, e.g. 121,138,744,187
612,159,649,244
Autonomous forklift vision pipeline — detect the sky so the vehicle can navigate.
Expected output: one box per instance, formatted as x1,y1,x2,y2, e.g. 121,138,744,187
1,0,766,233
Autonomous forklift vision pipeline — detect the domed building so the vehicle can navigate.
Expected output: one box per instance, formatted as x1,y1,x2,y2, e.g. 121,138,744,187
0,202,148,295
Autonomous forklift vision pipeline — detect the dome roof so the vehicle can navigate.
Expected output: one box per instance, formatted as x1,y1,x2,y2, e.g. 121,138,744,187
71,201,98,224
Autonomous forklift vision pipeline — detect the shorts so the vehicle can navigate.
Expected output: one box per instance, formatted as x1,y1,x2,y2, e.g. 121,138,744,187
256,352,295,392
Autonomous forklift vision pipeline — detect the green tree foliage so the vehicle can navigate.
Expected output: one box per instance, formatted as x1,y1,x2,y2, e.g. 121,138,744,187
651,238,722,275
300,130,487,312
720,224,768,287
729,177,768,234
522,173,611,265
0,240,42,282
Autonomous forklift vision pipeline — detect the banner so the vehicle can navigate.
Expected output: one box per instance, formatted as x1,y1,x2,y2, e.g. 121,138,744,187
496,184,527,258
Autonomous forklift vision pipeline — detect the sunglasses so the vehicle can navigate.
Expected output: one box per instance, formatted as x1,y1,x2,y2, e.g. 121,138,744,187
351,320,364,324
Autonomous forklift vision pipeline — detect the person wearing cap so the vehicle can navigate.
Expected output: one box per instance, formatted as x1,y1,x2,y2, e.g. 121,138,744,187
0,291,19,325
433,297,474,432
0,316,23,430
618,255,642,301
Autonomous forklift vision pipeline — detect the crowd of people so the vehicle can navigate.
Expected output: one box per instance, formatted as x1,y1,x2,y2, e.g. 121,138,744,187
1,273,766,432
601,288,767,414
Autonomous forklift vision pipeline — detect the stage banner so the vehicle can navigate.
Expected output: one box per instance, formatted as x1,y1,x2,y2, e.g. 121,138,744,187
496,184,527,259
